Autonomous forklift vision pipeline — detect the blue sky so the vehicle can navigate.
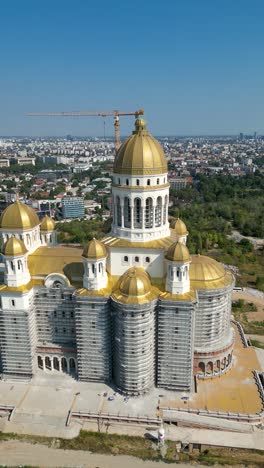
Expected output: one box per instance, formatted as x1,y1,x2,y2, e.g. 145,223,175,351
0,0,264,136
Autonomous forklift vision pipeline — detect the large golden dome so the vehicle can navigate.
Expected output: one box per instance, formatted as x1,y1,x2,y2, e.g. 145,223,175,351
40,216,55,232
113,267,158,304
82,238,107,259
2,236,28,256
0,201,40,230
113,118,167,175
190,255,233,289
171,218,188,235
119,267,151,297
166,242,191,262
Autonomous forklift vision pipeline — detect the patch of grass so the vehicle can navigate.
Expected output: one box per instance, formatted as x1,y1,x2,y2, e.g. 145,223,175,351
251,339,264,349
1,430,264,466
232,302,264,335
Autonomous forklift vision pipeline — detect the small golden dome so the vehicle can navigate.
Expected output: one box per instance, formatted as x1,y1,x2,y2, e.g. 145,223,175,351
189,255,233,289
40,216,55,231
113,119,167,175
171,217,188,235
119,267,151,297
166,242,191,262
0,201,40,230
82,238,107,259
2,236,28,256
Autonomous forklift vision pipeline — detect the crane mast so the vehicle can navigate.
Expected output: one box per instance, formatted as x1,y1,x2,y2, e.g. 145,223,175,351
27,109,144,152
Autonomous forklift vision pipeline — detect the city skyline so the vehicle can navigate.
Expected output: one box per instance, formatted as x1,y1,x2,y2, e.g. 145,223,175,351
1,0,264,136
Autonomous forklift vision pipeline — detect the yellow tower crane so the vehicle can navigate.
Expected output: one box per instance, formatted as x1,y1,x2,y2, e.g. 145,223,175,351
27,109,144,153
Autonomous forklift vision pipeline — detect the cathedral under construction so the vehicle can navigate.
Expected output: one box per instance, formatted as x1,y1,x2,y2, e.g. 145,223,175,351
0,118,234,394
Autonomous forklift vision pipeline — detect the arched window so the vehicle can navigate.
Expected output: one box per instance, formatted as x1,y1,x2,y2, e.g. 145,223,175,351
124,197,131,228
92,264,95,274
145,197,153,228
118,178,120,184
147,179,150,186
135,256,139,262
124,256,128,262
157,178,160,185
126,179,129,186
136,179,140,186
155,196,162,227
134,198,142,228
145,257,150,263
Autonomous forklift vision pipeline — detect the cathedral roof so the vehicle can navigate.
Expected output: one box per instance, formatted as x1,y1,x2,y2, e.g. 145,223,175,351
166,242,191,262
113,118,167,175
40,216,55,231
2,236,28,256
171,217,188,235
0,201,39,230
189,255,233,290
82,238,107,259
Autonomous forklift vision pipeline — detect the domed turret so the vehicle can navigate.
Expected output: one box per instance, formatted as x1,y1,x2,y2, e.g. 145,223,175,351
113,119,167,176
166,241,191,263
111,118,170,243
82,238,108,291
2,236,28,257
82,238,107,259
2,236,30,287
166,242,191,295
170,217,188,245
0,201,39,230
40,216,55,232
119,267,151,298
40,216,56,246
113,267,158,304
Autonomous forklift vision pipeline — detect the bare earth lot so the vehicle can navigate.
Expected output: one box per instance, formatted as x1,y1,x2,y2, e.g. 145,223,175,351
0,440,198,468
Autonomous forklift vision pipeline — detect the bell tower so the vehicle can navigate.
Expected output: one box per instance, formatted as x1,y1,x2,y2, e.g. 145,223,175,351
111,119,170,242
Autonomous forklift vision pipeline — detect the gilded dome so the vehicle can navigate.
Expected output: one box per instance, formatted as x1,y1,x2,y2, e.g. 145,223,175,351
166,242,191,262
113,119,167,175
113,267,158,304
40,216,55,232
171,217,188,235
0,201,40,230
2,236,28,256
82,238,107,259
189,255,233,289
119,267,151,297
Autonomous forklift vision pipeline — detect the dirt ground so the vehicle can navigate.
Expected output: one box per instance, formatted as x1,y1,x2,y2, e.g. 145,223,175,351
232,290,264,321
0,440,198,468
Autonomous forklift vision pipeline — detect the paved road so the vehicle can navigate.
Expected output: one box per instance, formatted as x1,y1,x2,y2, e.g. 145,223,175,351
0,440,198,468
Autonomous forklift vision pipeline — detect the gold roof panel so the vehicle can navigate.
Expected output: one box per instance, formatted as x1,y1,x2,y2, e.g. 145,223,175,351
171,217,188,235
113,119,167,175
0,200,40,230
82,238,107,259
102,235,174,250
189,255,234,290
28,246,84,285
112,267,159,304
2,236,28,257
40,216,55,231
166,242,191,263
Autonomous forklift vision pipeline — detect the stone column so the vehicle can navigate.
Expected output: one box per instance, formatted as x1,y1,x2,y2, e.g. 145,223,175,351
142,204,145,229
121,204,124,228
130,205,134,229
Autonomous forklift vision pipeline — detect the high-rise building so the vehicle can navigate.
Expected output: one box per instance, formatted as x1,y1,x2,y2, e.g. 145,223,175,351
0,119,234,393
61,196,85,219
